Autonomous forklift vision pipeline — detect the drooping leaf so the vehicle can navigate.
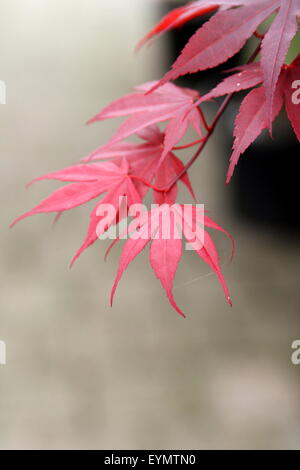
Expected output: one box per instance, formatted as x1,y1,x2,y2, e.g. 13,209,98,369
197,54,300,178
111,204,232,317
193,56,299,180
226,84,283,183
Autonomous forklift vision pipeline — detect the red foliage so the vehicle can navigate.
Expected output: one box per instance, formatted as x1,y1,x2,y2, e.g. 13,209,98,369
12,1,300,316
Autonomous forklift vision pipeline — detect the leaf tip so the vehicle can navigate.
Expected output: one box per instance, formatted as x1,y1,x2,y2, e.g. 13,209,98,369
10,213,26,228
86,116,98,125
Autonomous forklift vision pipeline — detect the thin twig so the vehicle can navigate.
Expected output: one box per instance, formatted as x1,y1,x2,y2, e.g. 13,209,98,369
197,106,210,132
173,137,205,150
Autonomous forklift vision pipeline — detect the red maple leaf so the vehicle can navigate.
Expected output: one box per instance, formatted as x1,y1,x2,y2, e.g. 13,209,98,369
87,81,203,166
227,85,283,182
192,56,300,181
83,125,195,203
111,204,233,317
11,159,142,265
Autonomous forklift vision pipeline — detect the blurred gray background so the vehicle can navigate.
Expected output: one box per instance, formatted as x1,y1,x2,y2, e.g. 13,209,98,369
0,0,300,450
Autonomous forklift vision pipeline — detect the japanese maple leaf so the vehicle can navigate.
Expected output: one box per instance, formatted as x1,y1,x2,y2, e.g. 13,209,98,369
110,204,233,317
83,125,196,203
193,57,300,181
226,60,300,181
149,0,300,129
11,159,142,265
227,84,284,182
87,81,203,166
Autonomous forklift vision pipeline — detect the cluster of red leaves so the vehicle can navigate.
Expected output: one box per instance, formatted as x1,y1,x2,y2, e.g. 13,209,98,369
12,120,232,317
145,0,300,130
13,0,300,316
